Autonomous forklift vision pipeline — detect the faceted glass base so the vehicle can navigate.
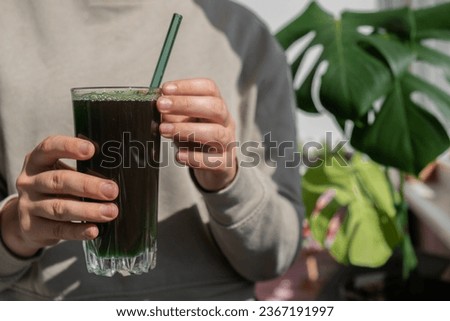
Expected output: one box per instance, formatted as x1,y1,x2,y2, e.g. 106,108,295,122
83,241,157,277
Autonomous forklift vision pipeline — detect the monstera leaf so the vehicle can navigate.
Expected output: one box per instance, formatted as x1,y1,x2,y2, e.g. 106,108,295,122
302,153,402,267
277,1,450,175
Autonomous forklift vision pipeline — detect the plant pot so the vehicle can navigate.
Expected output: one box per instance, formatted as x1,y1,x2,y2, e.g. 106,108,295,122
317,251,450,300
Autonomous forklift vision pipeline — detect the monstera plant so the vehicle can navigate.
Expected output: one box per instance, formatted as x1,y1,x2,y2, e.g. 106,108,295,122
277,1,450,276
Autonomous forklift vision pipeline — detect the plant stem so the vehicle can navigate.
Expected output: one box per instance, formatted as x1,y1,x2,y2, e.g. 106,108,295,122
384,167,397,205
397,171,418,279
385,168,417,279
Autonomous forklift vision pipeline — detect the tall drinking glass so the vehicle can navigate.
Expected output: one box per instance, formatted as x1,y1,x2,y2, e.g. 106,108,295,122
71,87,160,276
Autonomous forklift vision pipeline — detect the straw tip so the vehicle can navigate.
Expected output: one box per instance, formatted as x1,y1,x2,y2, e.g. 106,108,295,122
173,13,183,22
149,12,183,89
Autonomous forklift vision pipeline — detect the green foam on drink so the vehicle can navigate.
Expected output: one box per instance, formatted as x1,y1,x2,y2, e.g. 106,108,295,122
72,88,159,102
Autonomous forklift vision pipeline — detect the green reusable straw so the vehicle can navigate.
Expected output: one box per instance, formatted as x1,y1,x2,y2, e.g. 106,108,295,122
150,13,183,88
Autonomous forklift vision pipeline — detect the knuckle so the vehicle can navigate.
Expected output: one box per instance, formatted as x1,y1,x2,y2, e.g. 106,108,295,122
210,97,231,126
217,127,230,145
82,178,93,197
16,197,28,213
16,173,31,191
51,200,65,219
203,78,218,94
181,96,190,110
219,105,229,125
51,171,65,192
62,139,72,154
16,197,35,234
23,152,32,166
18,213,32,233
211,98,222,116
38,136,54,153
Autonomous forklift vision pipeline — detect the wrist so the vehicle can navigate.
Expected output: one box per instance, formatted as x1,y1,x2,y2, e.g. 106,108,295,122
193,162,238,192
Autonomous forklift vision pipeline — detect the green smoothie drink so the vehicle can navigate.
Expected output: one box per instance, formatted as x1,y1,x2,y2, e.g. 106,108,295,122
72,87,160,276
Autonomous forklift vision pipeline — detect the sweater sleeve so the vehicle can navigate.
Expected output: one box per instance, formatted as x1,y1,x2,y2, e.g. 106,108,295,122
199,164,303,281
195,11,304,281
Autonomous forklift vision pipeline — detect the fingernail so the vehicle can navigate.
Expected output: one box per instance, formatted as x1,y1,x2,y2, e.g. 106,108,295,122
177,150,188,162
158,97,172,111
80,142,93,156
160,123,174,135
100,204,118,218
164,83,177,94
100,182,118,198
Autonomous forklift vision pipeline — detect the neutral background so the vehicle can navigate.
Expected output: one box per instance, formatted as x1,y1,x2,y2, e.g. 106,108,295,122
231,0,378,144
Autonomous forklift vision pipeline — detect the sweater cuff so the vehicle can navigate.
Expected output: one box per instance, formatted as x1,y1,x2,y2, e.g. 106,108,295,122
0,194,41,276
194,166,267,227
